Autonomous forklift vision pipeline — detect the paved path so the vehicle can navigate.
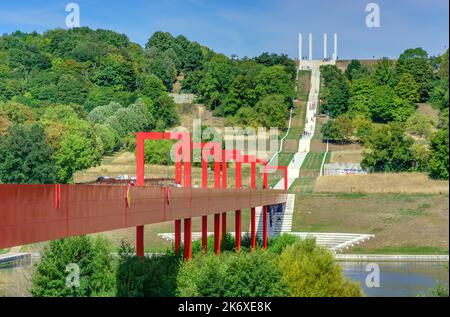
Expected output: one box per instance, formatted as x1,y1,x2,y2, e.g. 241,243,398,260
272,66,321,190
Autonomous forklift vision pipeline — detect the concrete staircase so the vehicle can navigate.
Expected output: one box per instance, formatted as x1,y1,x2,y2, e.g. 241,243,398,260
157,231,374,254
252,194,295,238
288,232,375,253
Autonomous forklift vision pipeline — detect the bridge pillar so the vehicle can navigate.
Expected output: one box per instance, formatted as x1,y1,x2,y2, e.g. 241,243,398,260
214,161,221,255
263,166,268,250
174,219,181,254
136,225,144,257
201,159,208,252
221,154,228,243
183,218,192,260
214,213,221,255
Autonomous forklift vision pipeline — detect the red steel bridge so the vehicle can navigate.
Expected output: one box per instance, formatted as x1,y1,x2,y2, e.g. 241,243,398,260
0,132,288,260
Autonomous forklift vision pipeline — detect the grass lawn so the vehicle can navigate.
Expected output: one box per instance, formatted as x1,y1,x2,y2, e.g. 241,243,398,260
0,249,10,255
299,152,330,177
290,192,449,255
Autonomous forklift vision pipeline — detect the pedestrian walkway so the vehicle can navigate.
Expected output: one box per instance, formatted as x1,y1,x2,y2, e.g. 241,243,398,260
272,66,321,191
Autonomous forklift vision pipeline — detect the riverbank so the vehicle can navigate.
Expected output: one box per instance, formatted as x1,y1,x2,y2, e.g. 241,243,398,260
335,254,449,262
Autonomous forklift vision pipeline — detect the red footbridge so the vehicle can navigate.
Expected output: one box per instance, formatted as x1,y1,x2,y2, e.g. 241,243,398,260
0,132,288,260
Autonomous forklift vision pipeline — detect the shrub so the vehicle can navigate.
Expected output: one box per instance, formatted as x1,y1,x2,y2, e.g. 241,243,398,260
30,236,116,297
278,239,363,297
115,242,181,297
176,250,289,297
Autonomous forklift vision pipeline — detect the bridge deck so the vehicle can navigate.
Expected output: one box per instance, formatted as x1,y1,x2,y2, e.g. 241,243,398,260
0,184,287,249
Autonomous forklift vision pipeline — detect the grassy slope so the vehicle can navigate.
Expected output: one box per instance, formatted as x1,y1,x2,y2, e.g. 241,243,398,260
290,192,449,254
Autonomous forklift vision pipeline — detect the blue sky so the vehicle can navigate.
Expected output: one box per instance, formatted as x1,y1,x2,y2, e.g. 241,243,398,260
0,0,448,59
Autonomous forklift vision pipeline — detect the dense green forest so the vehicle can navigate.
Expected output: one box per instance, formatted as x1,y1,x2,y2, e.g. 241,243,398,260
0,28,295,184
319,49,449,179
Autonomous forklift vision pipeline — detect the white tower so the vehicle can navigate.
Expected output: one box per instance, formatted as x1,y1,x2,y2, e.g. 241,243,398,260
323,33,327,59
309,33,313,61
333,33,338,60
298,33,302,61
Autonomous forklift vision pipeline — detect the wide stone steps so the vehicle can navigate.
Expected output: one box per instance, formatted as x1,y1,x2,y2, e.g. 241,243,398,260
158,232,374,253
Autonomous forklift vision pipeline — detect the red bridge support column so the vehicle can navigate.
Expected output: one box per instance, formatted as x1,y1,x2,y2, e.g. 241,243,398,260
263,164,268,250
183,151,192,260
214,161,221,255
201,159,208,252
174,219,181,255
136,225,144,257
136,134,145,257
183,219,192,260
221,154,227,244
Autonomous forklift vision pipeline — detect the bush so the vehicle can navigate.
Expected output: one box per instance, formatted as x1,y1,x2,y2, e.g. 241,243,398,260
278,239,363,297
144,139,175,165
31,236,116,297
116,242,181,297
176,250,289,297
268,234,299,254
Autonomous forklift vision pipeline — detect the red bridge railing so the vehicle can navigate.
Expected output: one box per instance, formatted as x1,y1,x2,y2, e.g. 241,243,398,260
0,184,287,250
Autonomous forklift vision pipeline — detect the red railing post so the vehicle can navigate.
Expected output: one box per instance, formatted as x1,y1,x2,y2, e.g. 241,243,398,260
221,151,227,244
183,138,192,260
135,133,145,257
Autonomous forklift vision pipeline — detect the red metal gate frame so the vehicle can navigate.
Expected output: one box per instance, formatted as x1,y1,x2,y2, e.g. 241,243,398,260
136,131,191,258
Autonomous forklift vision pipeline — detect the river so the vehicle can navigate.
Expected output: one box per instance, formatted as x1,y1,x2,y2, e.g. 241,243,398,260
0,260,448,297
339,261,449,297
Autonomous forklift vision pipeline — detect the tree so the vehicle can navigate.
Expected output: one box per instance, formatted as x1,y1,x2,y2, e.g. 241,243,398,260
395,73,420,106
255,65,294,104
347,79,374,118
91,53,137,91
253,94,289,130
145,31,176,52
372,57,396,87
278,239,363,297
320,65,349,117
223,75,257,116
197,59,238,110
345,60,369,81
31,236,116,297
371,85,397,122
144,139,175,165
428,129,449,180
87,102,123,124
150,56,177,91
152,94,179,129
116,243,180,297
55,119,103,183
321,79,350,117
0,123,57,184
361,123,415,173
94,124,120,154
321,114,354,143
137,73,166,102
395,48,434,101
